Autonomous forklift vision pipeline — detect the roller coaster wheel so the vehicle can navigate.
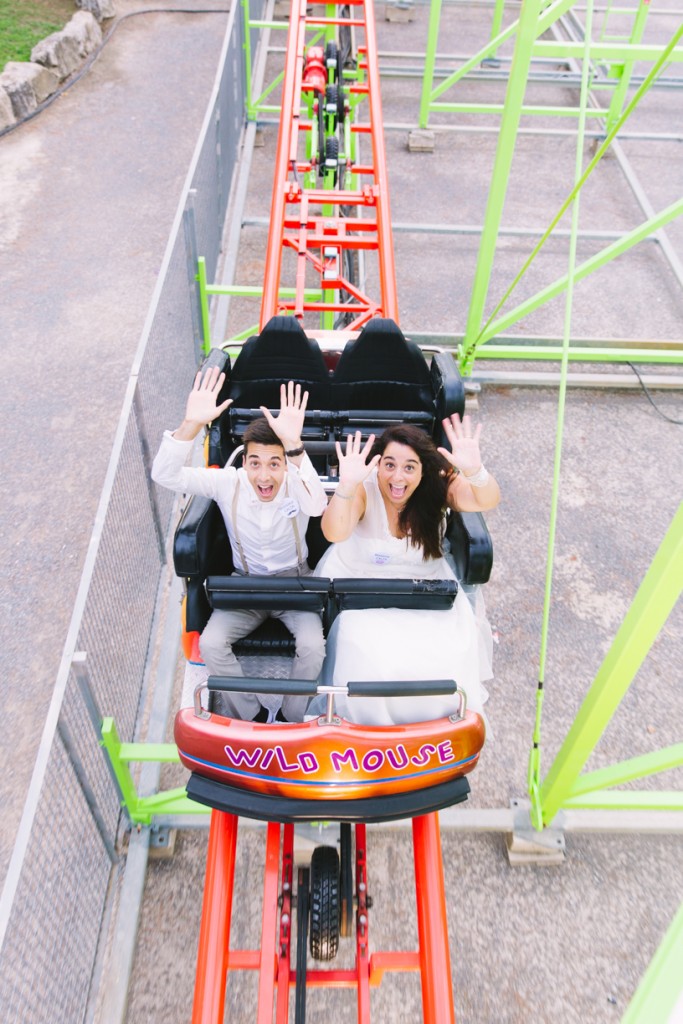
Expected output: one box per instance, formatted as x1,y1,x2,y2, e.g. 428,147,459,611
324,135,339,184
325,84,339,122
309,845,341,961
325,41,340,80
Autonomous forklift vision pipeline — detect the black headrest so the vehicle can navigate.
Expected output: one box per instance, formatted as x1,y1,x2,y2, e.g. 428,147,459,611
330,318,433,411
230,316,329,408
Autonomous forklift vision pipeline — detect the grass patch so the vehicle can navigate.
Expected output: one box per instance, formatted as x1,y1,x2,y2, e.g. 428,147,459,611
0,0,77,68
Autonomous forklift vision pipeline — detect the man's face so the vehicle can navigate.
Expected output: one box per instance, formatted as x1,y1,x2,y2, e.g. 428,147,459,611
243,443,286,502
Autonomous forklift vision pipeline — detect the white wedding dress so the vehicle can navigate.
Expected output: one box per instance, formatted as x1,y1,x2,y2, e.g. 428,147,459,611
315,470,492,725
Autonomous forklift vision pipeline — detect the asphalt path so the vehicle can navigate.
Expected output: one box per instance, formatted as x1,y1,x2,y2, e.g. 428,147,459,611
0,0,230,890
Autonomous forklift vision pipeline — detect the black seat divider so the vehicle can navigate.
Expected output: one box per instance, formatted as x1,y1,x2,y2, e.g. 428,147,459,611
186,771,470,824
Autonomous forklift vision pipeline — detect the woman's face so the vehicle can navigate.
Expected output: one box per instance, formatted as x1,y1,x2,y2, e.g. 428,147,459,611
377,442,423,507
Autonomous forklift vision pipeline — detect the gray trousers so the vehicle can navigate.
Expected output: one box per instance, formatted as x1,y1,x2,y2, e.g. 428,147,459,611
199,605,324,721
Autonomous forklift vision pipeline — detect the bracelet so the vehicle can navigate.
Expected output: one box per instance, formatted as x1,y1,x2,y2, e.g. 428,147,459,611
284,444,305,458
333,489,355,501
463,465,490,488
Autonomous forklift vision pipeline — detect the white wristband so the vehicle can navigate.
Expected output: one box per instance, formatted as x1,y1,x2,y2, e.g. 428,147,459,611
463,465,490,488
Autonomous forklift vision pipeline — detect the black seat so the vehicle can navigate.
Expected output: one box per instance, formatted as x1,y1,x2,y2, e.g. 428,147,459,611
230,316,330,406
208,316,331,467
329,318,465,447
331,317,433,412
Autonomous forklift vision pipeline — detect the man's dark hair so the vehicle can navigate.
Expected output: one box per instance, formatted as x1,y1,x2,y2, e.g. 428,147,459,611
243,417,284,454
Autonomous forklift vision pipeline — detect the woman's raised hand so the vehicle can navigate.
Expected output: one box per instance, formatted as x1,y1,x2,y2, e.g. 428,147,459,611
185,365,232,427
336,431,380,489
438,413,483,476
260,381,308,450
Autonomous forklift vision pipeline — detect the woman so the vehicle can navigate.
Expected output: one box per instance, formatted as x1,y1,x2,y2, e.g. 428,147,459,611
315,414,500,725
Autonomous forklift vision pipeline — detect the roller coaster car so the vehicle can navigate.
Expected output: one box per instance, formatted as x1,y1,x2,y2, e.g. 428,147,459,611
175,314,493,644
172,315,493,821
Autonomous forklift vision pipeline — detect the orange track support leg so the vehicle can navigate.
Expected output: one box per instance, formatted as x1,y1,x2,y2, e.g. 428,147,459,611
256,822,282,1022
192,810,239,1024
412,813,456,1024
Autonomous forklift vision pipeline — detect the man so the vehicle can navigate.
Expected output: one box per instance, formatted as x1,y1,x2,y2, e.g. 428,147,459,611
152,366,327,721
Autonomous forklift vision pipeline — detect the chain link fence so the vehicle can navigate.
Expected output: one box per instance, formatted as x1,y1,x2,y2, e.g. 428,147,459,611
0,1,266,1019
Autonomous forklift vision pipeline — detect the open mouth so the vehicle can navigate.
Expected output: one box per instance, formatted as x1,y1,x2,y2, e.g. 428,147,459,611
258,483,275,498
389,484,407,500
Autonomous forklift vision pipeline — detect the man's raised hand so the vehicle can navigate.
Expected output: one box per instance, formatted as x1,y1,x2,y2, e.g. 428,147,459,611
260,381,309,451
184,366,232,428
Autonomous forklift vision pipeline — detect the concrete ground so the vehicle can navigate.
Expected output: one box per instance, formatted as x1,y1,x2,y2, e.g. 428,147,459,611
2,0,681,1021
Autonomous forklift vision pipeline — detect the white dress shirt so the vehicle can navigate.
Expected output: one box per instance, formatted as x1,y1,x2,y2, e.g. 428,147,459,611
151,431,328,574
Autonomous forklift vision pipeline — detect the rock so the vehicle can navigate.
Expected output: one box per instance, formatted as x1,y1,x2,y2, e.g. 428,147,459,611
75,0,116,23
0,62,60,119
64,11,103,59
407,128,435,153
0,87,16,131
31,29,82,82
385,2,415,22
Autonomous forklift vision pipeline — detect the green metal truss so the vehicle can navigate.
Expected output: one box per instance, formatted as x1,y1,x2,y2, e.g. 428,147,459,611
529,500,683,829
417,0,683,376
100,717,206,825
622,899,683,1024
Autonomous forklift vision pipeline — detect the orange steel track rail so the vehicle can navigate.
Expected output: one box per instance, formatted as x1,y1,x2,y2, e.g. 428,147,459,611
192,817,456,1023
260,0,399,329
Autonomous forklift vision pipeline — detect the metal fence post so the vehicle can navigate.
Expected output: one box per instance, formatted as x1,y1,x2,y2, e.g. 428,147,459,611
183,188,203,364
133,386,168,563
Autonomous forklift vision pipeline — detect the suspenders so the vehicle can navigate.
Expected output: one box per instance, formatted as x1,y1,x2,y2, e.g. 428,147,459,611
231,477,304,576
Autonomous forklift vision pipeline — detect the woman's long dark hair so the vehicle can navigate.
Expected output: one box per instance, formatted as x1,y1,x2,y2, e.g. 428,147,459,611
370,424,453,559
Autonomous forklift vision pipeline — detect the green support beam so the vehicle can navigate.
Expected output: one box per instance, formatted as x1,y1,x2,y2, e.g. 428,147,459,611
470,198,683,349
462,0,545,360
465,345,683,364
532,40,683,62
196,256,323,353
601,0,652,134
460,20,683,372
535,501,683,827
417,2,683,377
566,745,683,798
419,0,579,125
622,902,683,1024
100,718,206,825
